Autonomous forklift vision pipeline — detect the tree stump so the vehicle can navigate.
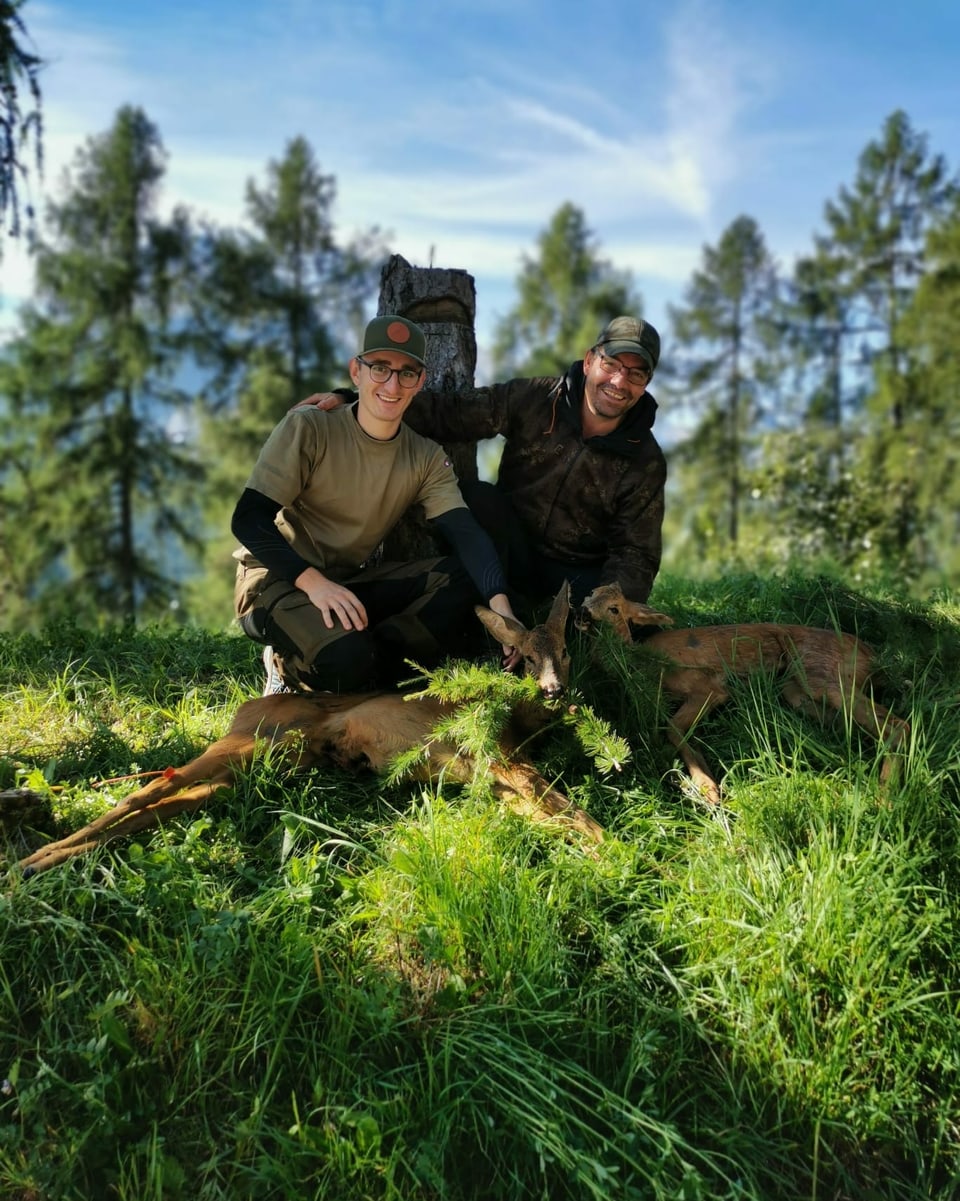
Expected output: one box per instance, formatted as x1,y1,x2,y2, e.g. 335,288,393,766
378,254,479,561
0,788,55,855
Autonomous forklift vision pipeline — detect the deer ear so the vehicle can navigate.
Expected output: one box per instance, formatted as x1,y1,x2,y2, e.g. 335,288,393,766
547,580,571,627
621,602,674,628
475,605,527,646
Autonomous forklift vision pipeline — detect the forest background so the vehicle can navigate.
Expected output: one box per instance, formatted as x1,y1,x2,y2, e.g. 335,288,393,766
2,2,960,631
5,8,960,1198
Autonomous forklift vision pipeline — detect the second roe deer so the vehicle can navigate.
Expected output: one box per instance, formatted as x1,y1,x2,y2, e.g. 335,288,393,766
580,583,910,805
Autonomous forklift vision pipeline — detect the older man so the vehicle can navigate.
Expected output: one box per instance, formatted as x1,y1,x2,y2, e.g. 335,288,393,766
232,315,519,694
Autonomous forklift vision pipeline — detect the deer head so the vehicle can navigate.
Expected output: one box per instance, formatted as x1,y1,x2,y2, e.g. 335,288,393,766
474,581,571,699
578,582,673,644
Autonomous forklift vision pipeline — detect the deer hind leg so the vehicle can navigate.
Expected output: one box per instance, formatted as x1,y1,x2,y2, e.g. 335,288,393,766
18,731,260,876
861,702,910,786
843,690,910,786
18,779,234,874
779,676,826,723
781,674,910,786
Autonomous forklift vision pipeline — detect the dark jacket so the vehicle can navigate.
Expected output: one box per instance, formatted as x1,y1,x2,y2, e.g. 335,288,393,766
405,361,666,602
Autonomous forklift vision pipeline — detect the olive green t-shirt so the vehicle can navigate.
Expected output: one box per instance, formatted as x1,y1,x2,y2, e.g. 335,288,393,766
234,404,466,578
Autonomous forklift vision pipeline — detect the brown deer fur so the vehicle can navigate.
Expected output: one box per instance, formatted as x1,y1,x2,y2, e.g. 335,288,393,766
19,584,603,876
580,583,910,804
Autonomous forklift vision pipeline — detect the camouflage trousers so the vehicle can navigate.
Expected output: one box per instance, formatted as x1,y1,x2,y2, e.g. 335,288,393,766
234,555,481,693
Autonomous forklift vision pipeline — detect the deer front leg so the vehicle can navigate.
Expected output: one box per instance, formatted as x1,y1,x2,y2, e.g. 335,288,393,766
663,693,726,805
490,759,605,843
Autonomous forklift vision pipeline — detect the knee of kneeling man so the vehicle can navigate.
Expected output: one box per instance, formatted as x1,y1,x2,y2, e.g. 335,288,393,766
305,633,377,693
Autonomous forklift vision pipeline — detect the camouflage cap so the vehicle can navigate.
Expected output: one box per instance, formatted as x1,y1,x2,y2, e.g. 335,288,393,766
595,316,660,372
362,315,427,368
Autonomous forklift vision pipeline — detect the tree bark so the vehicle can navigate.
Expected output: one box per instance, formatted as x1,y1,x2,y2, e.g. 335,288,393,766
378,254,479,560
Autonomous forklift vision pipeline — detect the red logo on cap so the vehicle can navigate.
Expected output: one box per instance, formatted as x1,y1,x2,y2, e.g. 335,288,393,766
387,320,411,344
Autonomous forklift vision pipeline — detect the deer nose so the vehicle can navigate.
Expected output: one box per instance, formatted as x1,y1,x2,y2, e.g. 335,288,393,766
540,680,565,700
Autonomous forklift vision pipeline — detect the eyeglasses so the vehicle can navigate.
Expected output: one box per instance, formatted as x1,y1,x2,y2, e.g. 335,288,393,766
356,355,424,389
594,351,650,387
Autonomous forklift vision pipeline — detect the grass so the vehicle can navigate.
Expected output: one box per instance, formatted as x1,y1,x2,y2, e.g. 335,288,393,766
1,570,959,1199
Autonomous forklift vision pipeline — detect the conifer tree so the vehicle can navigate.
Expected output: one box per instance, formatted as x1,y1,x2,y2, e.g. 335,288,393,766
815,110,959,569
0,106,195,628
886,201,960,584
745,246,865,569
821,109,958,431
668,215,780,555
0,0,42,249
186,136,385,624
745,113,959,581
195,136,383,427
491,203,642,377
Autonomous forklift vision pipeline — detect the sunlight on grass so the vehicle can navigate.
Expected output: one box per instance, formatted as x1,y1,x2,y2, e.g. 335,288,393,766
2,575,960,1198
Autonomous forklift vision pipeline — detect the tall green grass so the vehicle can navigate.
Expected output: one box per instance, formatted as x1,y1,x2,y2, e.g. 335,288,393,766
1,573,959,1199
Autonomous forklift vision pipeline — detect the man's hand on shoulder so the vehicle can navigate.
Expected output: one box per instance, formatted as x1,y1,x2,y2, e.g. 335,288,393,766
291,393,345,413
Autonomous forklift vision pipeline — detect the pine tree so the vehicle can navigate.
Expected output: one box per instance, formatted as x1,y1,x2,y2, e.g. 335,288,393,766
668,215,780,555
185,136,385,624
888,200,960,584
821,109,958,430
786,248,860,432
491,203,642,377
0,0,42,248
746,246,864,569
194,136,384,425
817,110,959,570
0,106,196,628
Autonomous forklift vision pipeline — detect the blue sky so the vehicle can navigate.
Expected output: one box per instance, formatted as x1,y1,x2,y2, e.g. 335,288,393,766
4,0,960,368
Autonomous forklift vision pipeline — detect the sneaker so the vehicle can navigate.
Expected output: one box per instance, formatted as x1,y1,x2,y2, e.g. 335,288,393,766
262,645,289,696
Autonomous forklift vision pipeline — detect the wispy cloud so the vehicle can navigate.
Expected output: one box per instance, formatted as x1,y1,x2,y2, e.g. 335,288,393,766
660,0,778,216
3,0,759,335
4,0,957,351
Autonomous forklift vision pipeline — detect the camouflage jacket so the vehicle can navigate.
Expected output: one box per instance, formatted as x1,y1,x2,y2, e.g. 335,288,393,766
405,360,666,602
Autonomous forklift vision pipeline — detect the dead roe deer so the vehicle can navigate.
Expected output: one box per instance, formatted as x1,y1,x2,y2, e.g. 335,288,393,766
580,583,910,805
18,583,603,876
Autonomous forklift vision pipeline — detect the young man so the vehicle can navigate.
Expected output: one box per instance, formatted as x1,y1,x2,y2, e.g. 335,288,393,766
302,316,666,608
232,315,520,694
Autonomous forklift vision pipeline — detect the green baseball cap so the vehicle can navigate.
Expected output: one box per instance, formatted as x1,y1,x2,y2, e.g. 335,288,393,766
595,316,660,372
362,315,427,368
